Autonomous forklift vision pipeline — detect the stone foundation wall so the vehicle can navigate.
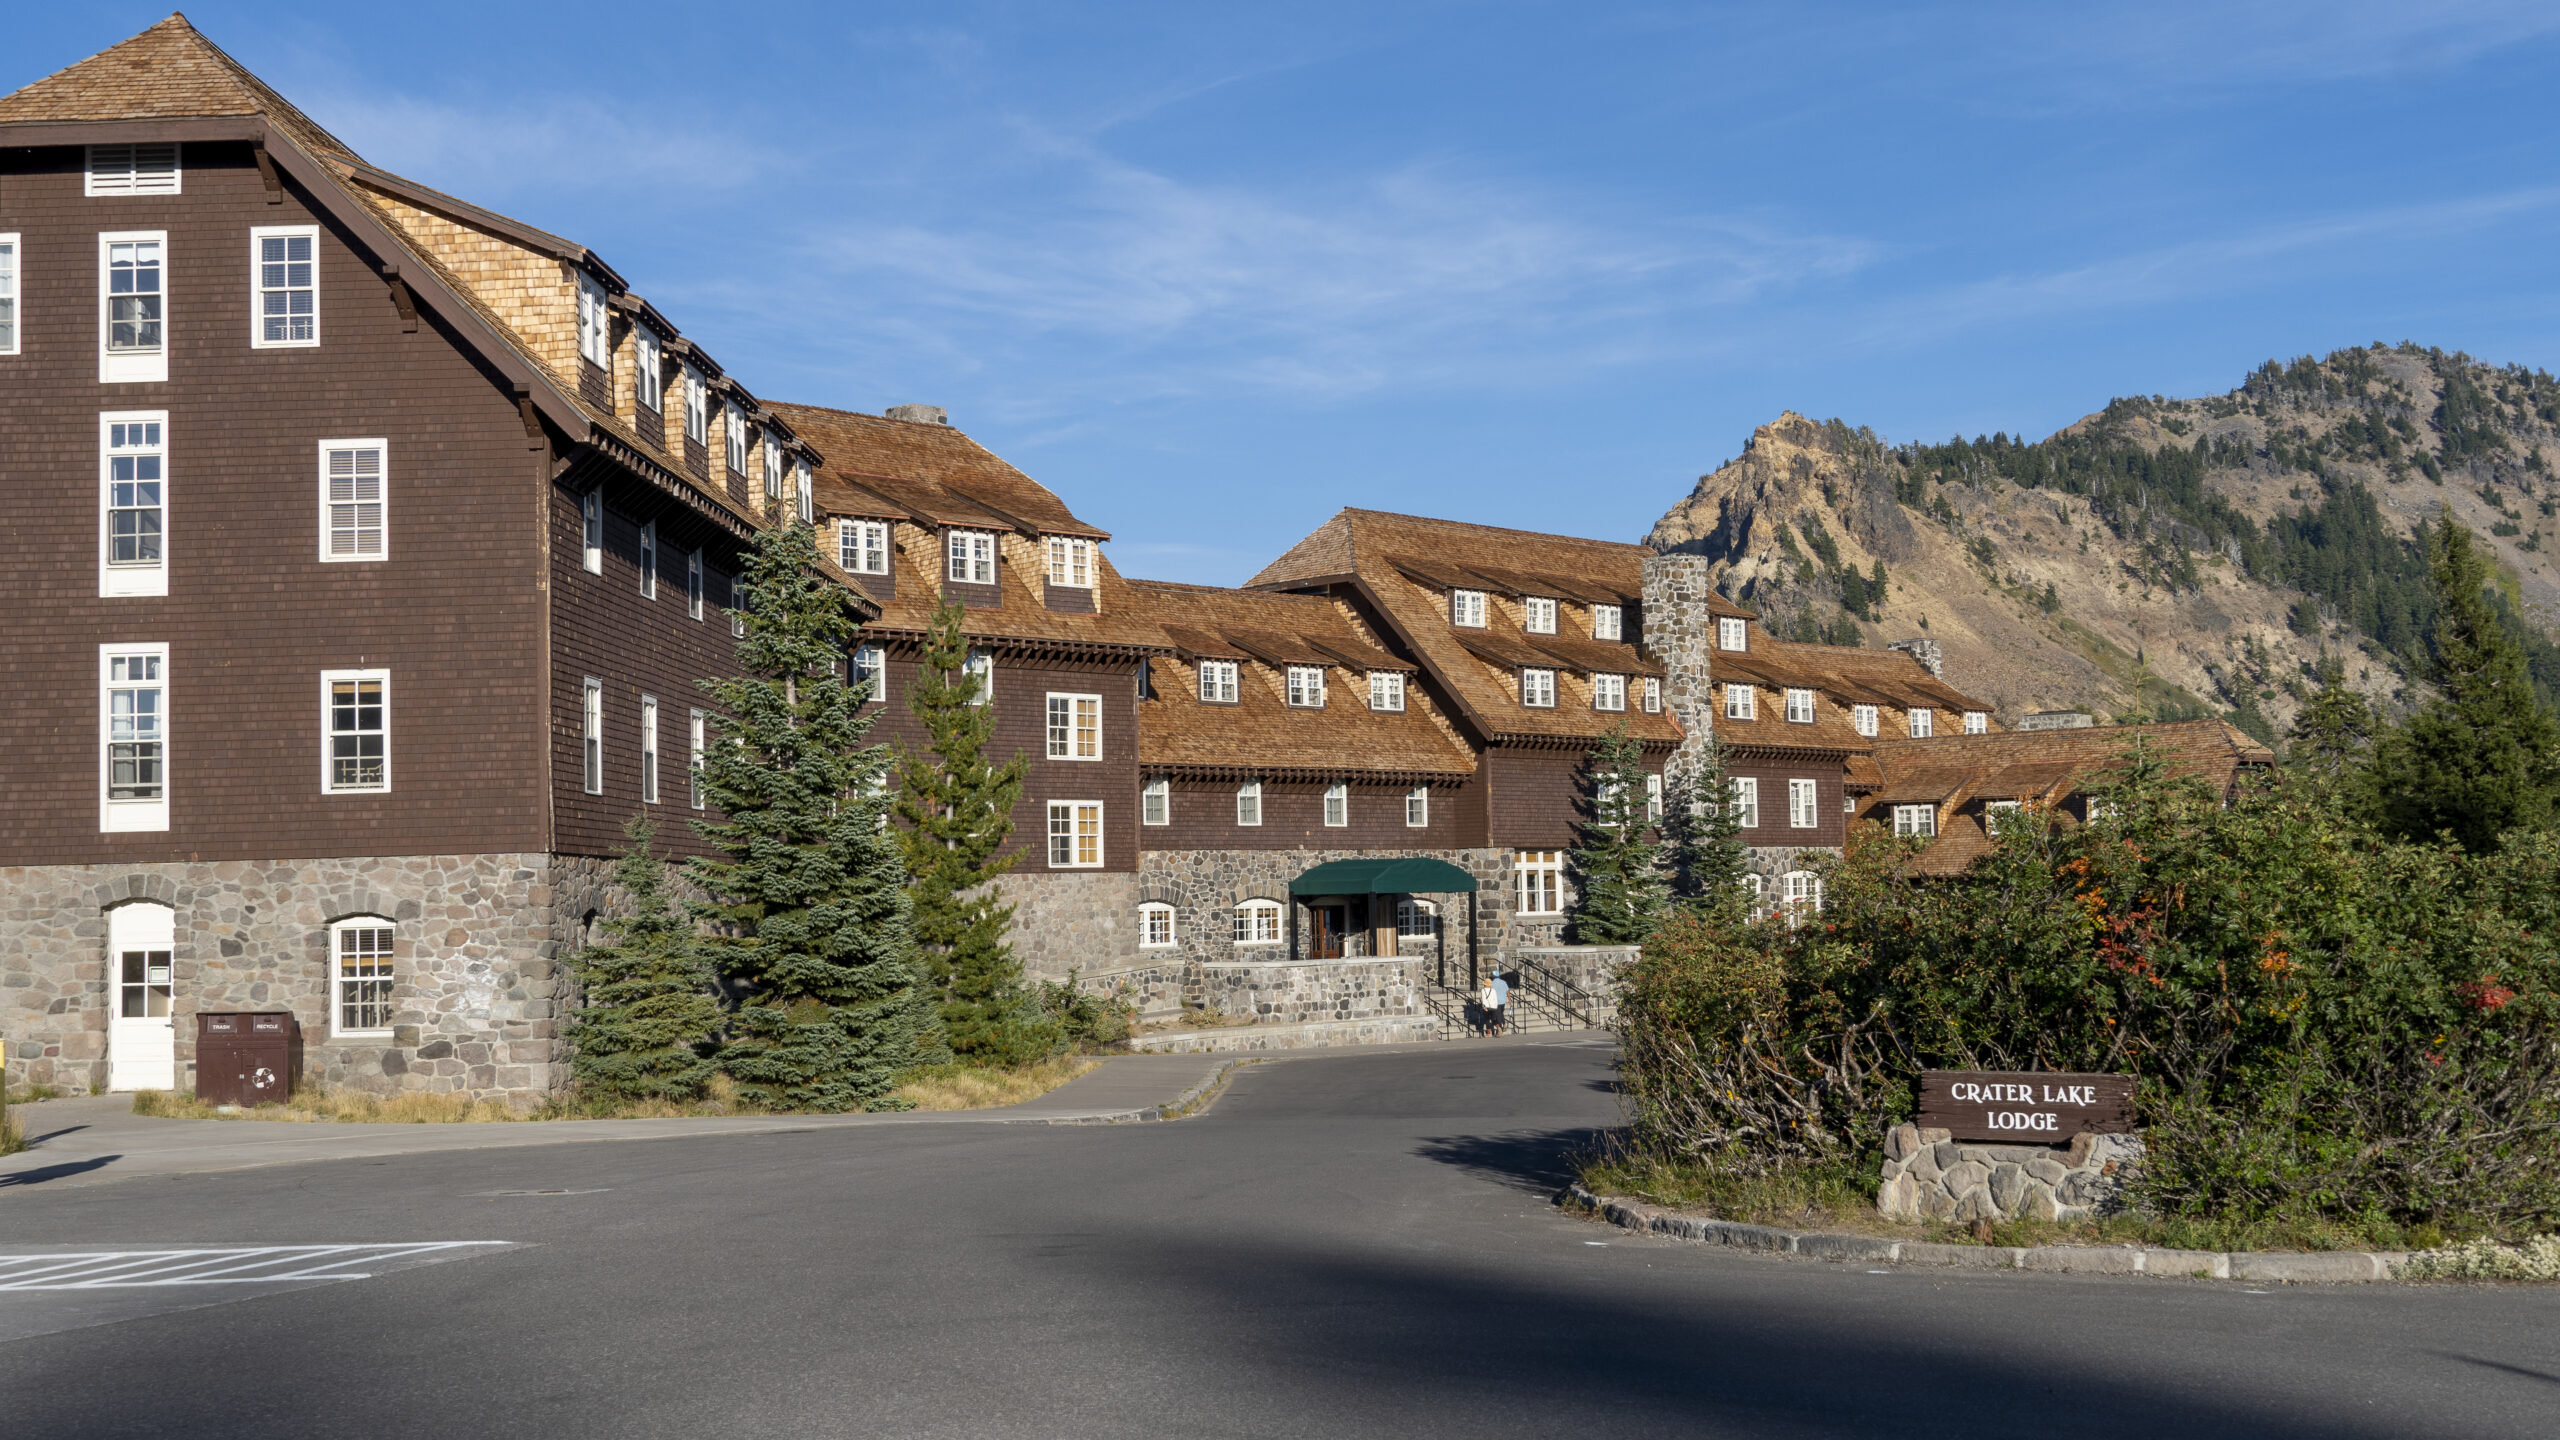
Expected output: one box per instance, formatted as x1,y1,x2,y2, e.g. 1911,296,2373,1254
991,870,1145,983
1513,944,1637,1021
1876,1124,2144,1223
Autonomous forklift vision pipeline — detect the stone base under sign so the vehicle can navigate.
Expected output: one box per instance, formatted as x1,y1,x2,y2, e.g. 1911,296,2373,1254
1876,1123,2143,1224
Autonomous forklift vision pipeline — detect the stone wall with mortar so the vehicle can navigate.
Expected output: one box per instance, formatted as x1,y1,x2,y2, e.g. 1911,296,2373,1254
991,870,1145,983
1876,1123,2144,1223
1640,553,1719,801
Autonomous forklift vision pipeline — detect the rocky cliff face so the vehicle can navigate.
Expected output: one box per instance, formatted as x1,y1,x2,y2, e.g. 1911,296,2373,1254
1647,346,2560,736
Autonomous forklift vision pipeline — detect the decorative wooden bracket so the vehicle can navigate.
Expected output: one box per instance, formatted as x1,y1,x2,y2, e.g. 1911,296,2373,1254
251,141,283,204
379,263,418,333
514,383,545,449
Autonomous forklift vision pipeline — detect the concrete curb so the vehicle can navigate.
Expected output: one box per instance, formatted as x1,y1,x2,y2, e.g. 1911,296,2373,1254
1562,1184,2404,1283
1023,1058,1255,1125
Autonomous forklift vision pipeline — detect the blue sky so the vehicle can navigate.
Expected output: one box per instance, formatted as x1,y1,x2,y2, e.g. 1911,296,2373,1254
25,4,2560,582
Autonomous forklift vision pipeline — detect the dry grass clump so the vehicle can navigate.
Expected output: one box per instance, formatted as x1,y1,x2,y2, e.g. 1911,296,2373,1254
132,1087,533,1124
891,1057,1098,1111
0,1110,24,1157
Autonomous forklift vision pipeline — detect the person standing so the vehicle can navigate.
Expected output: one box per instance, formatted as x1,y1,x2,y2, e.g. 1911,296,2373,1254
1479,971,1509,1036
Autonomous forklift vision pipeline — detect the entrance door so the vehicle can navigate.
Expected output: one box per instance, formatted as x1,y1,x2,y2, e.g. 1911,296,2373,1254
108,902,176,1091
1310,904,1350,959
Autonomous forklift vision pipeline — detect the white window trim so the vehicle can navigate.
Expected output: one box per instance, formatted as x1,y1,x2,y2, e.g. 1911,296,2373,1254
1724,684,1756,721
1139,902,1177,949
1718,617,1748,652
319,668,391,796
1523,596,1558,635
1286,665,1327,709
689,708,708,810
86,143,181,197
640,695,661,804
1046,800,1105,869
1045,536,1095,589
1643,677,1661,714
1323,783,1349,828
1909,708,1935,738
99,230,169,384
100,642,171,833
840,519,890,576
1593,674,1627,712
1198,660,1240,704
724,403,748,473
316,438,389,564
639,521,658,599
1368,670,1405,712
100,410,170,598
1779,871,1825,920
1452,590,1487,628
948,529,997,584
1515,850,1566,916
327,916,397,1041
1521,668,1556,708
683,365,709,445
1046,692,1103,761
853,645,885,699
634,326,663,413
1406,785,1430,828
1592,604,1622,641
1236,782,1263,827
1647,771,1664,823
0,231,18,357
1853,704,1879,737
582,490,604,575
688,549,705,620
1233,899,1284,946
1893,804,1938,837
1965,711,1990,735
576,273,612,369
1142,776,1171,826
1731,776,1760,829
795,459,813,525
248,224,320,350
582,678,604,795
1789,777,1818,829
1785,688,1815,724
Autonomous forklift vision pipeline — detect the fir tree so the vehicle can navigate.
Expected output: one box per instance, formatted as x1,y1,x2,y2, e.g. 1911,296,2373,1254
564,816,721,1104
2287,655,2374,786
1569,723,1668,942
692,520,943,1111
892,597,1045,1064
2369,517,2560,852
1661,731,1751,910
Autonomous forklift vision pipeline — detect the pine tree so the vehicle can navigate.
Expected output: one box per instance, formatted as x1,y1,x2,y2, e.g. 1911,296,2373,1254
2287,655,2373,782
892,597,1045,1064
691,520,944,1111
2369,517,2560,852
1661,731,1751,911
1569,723,1668,942
564,816,721,1104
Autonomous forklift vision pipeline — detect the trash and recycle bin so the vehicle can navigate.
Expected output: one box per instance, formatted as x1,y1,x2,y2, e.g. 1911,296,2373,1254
195,1012,301,1106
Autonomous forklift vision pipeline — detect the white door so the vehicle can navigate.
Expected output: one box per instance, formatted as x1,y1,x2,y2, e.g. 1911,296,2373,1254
108,902,176,1091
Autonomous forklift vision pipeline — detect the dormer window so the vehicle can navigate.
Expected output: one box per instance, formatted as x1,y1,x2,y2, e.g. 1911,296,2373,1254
947,530,997,584
1593,674,1626,712
1286,665,1327,708
723,403,747,473
1524,597,1557,634
1643,677,1661,714
1893,804,1937,838
1369,671,1405,712
1853,704,1879,737
1723,683,1755,721
683,366,708,445
1593,604,1622,641
839,520,889,575
634,326,663,412
761,437,783,502
1520,668,1556,708
1785,688,1815,723
1198,660,1239,704
794,459,813,523
1717,617,1748,652
1909,708,1935,738
1046,537,1094,588
1452,590,1487,628
86,144,180,196
576,273,612,369
1964,710,1990,734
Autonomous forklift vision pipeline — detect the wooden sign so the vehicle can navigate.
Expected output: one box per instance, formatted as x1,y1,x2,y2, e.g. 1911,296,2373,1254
1917,1071,2135,1142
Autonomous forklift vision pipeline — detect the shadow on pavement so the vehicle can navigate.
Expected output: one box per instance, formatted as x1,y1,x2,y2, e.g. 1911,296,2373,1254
1414,1125,1609,1198
0,1155,120,1189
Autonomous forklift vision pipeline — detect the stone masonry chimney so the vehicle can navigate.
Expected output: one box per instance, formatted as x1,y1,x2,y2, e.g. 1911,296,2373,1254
885,404,949,426
1887,637,1944,678
1641,552,1719,794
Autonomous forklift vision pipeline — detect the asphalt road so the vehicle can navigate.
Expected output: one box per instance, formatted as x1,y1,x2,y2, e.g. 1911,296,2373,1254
2,1038,2554,1438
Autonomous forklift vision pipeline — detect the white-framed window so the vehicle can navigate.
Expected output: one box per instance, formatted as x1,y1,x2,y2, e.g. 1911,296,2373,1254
689,708,707,810
576,272,612,369
1789,778,1818,828
320,669,389,794
101,644,169,833
795,458,813,524
1142,776,1170,826
1287,665,1327,708
1845,792,1858,814
1236,782,1263,827
1785,688,1815,723
1730,776,1760,829
1742,873,1765,910
688,550,705,620
250,225,318,348
963,649,993,706
0,232,17,354
683,365,709,446
1778,870,1824,921
582,490,604,575
639,521,657,598
1724,683,1755,721
1198,660,1239,704
2084,797,2114,824
1964,710,1990,735
948,529,996,584
760,437,783,502
1368,670,1405,711
840,520,890,575
1047,800,1104,868
730,580,750,639
1047,693,1102,760
1452,590,1487,628
1324,783,1348,827
86,144,180,196
100,413,168,597
1909,708,1935,738
1593,674,1626,712
634,325,663,413
1233,899,1283,946
1647,771,1664,823
1985,799,2024,833
329,918,396,1039
724,402,747,473
852,644,885,697
1045,537,1095,588
1643,677,1661,714
1406,785,1430,828
1593,604,1622,641
1853,704,1879,737
100,232,167,383
1892,804,1937,837
1718,617,1748,652
1516,850,1565,915
316,440,388,562
640,695,660,803
1524,596,1558,634
1140,903,1177,948
1520,668,1556,708
582,678,604,795
1395,899,1438,951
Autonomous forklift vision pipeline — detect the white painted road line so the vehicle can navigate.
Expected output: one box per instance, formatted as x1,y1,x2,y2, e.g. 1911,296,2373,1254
0,1243,511,1291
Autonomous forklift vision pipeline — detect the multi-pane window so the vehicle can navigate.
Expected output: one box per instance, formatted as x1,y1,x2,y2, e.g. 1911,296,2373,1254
88,144,181,196
1198,660,1239,703
731,580,750,639
1451,590,1487,627
1853,704,1879,737
1593,674,1626,711
840,520,890,575
963,650,993,705
1369,671,1405,712
1286,665,1326,708
1909,708,1935,738
1406,785,1429,828
1236,782,1263,827
639,522,658,598
795,459,813,524
1785,688,1815,723
1730,776,1760,829
251,226,317,347
1592,604,1622,641
1234,900,1283,945
948,529,996,584
1985,799,2024,833
1140,903,1176,948
634,326,663,412
1892,804,1937,837
582,490,604,575
320,441,387,561
724,403,747,473
1647,772,1664,823
1965,711,1990,735
1789,778,1818,828
1142,776,1170,826
1047,693,1102,760
852,645,885,697
689,709,707,810
331,920,395,1038
1520,668,1556,708
1779,871,1824,921
0,233,16,354
576,273,612,368
1045,537,1094,588
1523,596,1558,634
1516,850,1565,915
640,696,661,804
1717,617,1748,652
323,671,389,793
683,366,709,445
102,415,167,596
102,647,169,832
1396,899,1437,947
761,436,784,502
1643,677,1662,713
103,235,166,378
1047,801,1104,868
582,678,604,795
1723,683,1755,720
688,550,705,620
1323,784,1348,827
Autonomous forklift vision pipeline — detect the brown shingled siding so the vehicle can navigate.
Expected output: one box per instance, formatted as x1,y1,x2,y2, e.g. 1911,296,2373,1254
1482,746,1666,851
1141,779,1471,851
1723,758,1849,851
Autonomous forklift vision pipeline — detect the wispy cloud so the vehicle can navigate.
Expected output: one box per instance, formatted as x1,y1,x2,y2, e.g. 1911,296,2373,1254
300,88,784,199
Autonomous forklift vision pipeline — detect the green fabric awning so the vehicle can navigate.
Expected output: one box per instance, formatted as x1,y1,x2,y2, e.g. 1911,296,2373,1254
1287,857,1479,896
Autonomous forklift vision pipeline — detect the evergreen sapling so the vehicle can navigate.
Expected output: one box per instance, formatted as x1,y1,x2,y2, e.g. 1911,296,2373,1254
1569,722,1668,943
564,816,721,1104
